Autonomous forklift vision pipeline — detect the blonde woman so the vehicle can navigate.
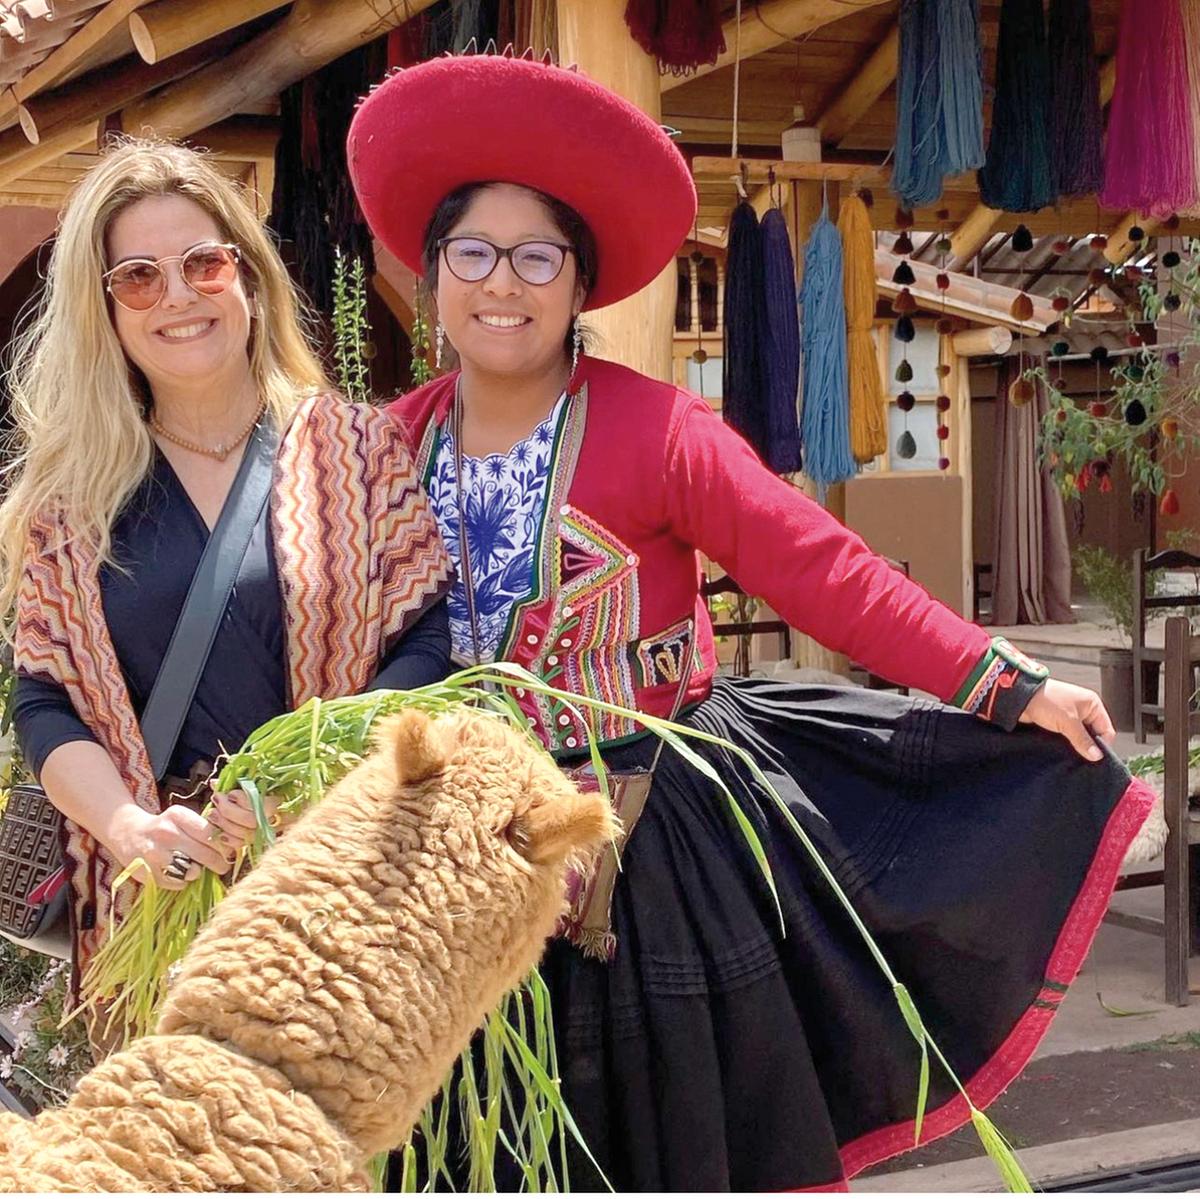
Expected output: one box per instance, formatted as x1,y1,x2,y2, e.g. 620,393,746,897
2,140,451,1002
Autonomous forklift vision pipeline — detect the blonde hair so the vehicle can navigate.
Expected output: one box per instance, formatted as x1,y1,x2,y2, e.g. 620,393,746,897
0,137,330,629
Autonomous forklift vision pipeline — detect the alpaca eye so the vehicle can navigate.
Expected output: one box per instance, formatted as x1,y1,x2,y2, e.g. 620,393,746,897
505,817,532,855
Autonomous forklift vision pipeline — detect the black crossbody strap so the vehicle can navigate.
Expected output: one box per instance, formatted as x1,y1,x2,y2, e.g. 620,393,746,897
140,419,278,781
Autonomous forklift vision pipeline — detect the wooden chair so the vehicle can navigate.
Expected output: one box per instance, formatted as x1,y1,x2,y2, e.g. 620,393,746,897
973,562,994,623
701,573,791,673
1111,615,1200,1005
1132,548,1200,743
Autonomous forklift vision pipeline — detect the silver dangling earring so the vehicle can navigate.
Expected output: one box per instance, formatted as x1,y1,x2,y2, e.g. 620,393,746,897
435,321,446,370
569,318,582,382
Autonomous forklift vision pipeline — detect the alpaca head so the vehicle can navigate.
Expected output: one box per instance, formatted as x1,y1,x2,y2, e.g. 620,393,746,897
158,706,616,1157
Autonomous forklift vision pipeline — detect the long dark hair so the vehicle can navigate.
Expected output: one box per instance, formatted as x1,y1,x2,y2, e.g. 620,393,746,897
421,182,598,354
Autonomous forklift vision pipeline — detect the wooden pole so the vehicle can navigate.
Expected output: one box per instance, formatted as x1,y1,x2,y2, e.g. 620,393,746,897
17,36,232,143
130,0,288,65
1105,212,1162,265
557,0,674,381
950,325,1013,356
118,0,436,142
661,0,893,92
0,116,97,189
947,202,1003,271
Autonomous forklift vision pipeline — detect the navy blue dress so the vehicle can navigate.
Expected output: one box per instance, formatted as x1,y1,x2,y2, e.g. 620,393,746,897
13,449,449,780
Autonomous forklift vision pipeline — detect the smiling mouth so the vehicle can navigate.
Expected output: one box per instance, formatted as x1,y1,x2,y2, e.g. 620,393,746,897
157,319,216,341
475,314,531,329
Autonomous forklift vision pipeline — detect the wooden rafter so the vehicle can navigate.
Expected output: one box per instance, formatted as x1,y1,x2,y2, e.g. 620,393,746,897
815,22,898,146
1104,212,1162,265
660,0,893,92
129,0,287,66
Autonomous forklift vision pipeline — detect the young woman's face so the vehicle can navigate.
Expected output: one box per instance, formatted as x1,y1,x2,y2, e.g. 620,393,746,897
105,194,254,397
434,183,585,379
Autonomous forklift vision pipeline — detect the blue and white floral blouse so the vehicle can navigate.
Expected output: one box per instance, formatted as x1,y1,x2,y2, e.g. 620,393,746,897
427,393,567,662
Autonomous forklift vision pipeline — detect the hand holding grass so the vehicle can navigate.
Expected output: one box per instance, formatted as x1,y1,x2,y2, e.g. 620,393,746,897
208,788,280,849
109,805,233,890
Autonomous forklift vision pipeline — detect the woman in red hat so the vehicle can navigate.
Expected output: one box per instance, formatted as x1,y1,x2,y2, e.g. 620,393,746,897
349,53,1153,1192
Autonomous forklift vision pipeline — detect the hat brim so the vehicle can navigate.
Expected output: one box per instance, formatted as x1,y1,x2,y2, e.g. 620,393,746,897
347,55,698,312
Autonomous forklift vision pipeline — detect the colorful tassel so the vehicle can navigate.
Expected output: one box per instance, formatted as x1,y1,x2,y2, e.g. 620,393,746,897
1182,0,1200,215
759,208,803,474
838,194,887,465
799,205,857,493
1047,0,1104,198
892,0,985,209
1101,0,1197,216
979,0,1055,213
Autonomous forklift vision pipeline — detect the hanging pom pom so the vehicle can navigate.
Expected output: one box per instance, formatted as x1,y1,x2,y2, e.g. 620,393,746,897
1160,488,1181,516
893,231,915,256
1052,290,1071,312
838,193,888,464
897,390,917,412
938,456,951,471
1087,267,1108,287
1010,292,1035,322
936,236,953,255
1090,401,1108,417
1163,250,1182,269
1048,0,1105,198
894,288,917,314
1164,292,1182,312
896,430,918,459
936,394,952,411
1009,376,1036,405
936,424,951,441
892,260,916,286
1127,363,1145,381
1089,234,1108,251
1127,331,1144,348
1101,0,1198,215
936,363,952,378
936,272,951,290
1124,398,1148,425
1012,224,1034,252
1090,345,1110,363
692,348,708,363
1128,225,1146,243
892,0,985,208
1162,417,1180,438
1051,339,1070,357
895,207,915,229
896,359,915,383
935,316,956,334
1053,238,1072,254
759,207,804,473
895,315,916,342
978,0,1055,212
1167,350,1182,369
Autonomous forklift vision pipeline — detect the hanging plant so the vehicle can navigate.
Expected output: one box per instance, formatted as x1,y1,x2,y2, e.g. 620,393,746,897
1032,238,1200,500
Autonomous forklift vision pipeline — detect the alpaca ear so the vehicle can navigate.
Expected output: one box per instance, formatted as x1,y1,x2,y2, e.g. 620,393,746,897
512,786,615,865
379,710,447,784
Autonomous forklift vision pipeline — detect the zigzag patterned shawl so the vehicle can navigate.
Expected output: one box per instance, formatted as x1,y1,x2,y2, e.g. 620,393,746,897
14,393,451,983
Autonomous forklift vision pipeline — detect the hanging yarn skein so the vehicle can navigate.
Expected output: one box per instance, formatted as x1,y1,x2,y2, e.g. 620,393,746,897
838,193,887,464
759,206,803,474
799,203,857,495
1047,0,1104,198
979,0,1055,212
1101,0,1197,215
723,200,770,461
892,0,984,210
624,0,726,74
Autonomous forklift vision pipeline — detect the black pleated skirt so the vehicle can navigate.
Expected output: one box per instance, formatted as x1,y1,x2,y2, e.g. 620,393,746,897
538,676,1152,1191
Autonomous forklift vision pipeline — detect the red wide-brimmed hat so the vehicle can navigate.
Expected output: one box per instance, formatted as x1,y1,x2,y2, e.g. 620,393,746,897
347,50,697,311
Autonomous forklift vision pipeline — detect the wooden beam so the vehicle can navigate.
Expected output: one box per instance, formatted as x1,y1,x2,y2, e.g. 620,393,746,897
947,202,1002,271
691,155,891,185
0,116,97,189
118,0,435,141
816,22,900,147
12,0,155,105
1104,212,1161,265
660,0,893,92
185,113,279,160
951,326,1014,357
130,0,287,65
17,35,231,142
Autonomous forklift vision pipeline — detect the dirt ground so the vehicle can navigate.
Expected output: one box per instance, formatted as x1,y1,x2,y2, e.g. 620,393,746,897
864,1032,1200,1176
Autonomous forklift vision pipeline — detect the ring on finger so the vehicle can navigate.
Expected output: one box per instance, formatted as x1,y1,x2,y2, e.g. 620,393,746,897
163,849,193,882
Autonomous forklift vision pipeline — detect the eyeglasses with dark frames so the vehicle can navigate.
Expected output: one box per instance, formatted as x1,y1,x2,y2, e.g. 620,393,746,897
438,236,575,286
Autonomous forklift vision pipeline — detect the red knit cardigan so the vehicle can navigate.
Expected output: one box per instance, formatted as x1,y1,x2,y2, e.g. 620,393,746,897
389,356,992,753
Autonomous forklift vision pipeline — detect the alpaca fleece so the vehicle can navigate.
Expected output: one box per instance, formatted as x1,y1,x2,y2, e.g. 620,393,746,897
0,708,615,1191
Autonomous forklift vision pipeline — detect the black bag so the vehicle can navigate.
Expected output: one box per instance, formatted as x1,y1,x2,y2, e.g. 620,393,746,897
0,421,276,959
